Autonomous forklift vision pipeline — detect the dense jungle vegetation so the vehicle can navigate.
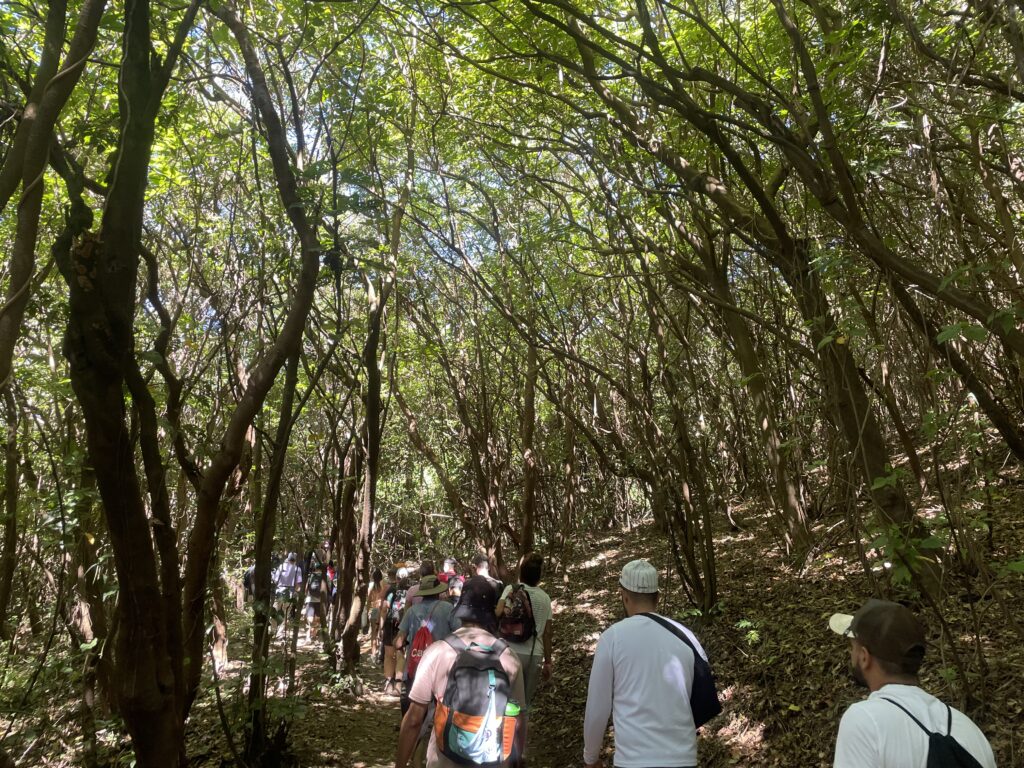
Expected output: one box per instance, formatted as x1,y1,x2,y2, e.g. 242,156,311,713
0,0,1022,763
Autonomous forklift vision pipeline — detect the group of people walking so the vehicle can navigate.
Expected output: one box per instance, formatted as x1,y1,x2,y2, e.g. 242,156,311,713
363,553,552,768
243,551,336,641
252,548,998,768
376,555,997,768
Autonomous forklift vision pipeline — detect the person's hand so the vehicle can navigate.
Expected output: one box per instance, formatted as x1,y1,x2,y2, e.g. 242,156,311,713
542,660,553,681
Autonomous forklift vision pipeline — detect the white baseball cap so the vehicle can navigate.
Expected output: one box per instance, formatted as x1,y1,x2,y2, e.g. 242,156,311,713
619,559,659,593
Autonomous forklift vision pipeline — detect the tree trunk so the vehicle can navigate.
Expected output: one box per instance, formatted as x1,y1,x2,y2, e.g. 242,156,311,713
337,443,362,672
773,241,918,533
704,251,809,553
182,3,323,719
245,349,300,761
66,466,112,767
520,343,539,556
0,0,107,389
0,388,19,638
210,546,229,673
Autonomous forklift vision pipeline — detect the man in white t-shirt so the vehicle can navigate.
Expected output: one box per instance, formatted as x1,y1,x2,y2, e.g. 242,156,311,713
583,559,710,768
829,598,996,768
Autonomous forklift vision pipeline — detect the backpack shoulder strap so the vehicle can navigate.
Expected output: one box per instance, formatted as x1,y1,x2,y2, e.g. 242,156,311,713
445,634,468,653
945,703,953,737
881,697,933,735
640,612,699,656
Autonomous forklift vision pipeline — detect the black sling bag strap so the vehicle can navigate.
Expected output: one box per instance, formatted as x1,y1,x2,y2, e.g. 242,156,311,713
881,698,986,768
638,613,722,728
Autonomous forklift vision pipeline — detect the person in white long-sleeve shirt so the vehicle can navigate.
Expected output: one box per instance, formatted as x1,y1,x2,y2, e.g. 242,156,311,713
583,559,708,768
829,598,995,768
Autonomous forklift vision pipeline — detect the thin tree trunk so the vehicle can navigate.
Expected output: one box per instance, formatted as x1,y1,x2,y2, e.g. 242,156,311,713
520,343,538,555
66,466,110,767
182,3,323,718
0,0,108,390
704,251,809,553
245,349,300,761
0,388,19,638
337,442,362,672
774,242,919,533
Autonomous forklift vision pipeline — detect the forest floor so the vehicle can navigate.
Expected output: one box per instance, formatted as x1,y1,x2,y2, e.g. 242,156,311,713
183,500,1024,768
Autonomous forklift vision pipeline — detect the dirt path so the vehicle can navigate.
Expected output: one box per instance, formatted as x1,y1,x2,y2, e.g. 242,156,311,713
288,638,402,768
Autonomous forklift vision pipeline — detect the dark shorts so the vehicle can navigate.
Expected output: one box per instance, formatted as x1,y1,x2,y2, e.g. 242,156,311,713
382,620,399,647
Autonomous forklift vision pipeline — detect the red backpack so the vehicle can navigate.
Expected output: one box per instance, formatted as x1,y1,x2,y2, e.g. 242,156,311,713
406,602,441,680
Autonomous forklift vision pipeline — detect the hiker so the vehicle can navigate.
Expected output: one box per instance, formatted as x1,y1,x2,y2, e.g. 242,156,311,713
396,574,461,715
396,576,526,768
382,566,412,694
303,563,329,642
404,560,436,610
272,551,303,637
367,568,386,660
441,558,465,600
496,552,552,766
472,553,503,595
829,598,996,767
242,563,256,602
497,552,553,709
583,560,718,768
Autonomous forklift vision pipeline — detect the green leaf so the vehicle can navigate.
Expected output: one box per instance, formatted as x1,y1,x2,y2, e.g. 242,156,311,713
960,324,986,342
935,324,961,344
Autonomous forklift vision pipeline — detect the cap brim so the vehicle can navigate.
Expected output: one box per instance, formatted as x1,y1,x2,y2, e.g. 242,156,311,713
829,613,854,637
618,579,658,593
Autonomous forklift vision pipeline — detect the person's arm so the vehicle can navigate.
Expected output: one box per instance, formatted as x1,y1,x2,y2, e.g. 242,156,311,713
379,592,390,634
496,585,512,618
396,700,428,768
582,634,613,768
397,643,440,767
397,607,415,650
542,615,554,681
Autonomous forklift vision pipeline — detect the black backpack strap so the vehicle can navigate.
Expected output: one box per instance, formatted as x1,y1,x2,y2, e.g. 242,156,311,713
445,634,468,653
945,702,953,737
881,698,933,735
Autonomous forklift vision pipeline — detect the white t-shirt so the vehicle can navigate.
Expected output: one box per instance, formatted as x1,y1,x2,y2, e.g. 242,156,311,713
274,562,302,589
499,584,552,657
583,613,708,768
834,683,996,768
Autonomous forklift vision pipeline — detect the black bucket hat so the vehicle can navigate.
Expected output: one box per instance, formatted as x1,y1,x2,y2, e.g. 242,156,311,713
453,575,499,629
